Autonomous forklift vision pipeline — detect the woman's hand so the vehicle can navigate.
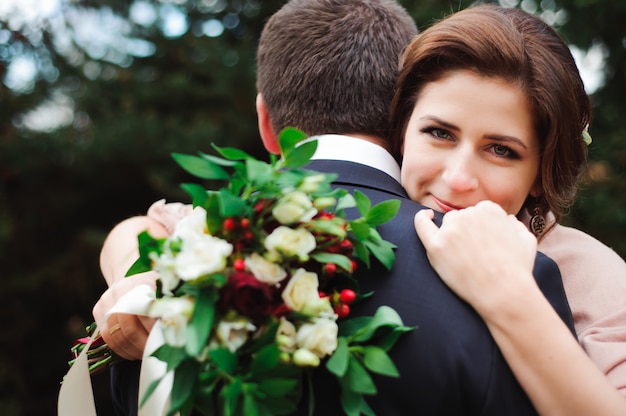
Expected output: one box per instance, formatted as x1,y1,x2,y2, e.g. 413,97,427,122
414,200,538,315
93,273,158,360
93,215,168,360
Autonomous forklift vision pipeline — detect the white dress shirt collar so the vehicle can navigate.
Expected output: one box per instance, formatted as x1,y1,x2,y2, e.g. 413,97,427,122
308,134,401,183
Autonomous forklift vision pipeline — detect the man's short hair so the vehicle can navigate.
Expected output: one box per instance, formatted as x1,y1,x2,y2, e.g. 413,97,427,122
256,0,417,144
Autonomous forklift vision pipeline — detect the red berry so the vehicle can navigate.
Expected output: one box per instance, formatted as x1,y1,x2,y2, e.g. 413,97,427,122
233,259,246,271
334,303,350,318
223,217,237,231
318,290,327,298
254,201,265,213
240,218,251,228
324,263,337,277
327,244,341,254
244,231,254,241
339,239,353,252
339,289,356,305
350,259,357,273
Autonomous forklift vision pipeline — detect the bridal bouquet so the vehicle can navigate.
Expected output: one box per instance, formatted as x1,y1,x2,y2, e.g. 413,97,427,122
73,128,413,416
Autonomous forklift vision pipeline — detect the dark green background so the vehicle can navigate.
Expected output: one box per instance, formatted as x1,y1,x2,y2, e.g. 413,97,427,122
1,0,624,414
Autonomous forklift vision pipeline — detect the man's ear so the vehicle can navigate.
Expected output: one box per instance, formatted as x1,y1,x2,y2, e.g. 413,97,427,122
256,94,280,154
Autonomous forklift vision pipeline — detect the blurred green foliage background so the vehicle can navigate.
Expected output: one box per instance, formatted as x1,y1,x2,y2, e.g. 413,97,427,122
1,0,624,414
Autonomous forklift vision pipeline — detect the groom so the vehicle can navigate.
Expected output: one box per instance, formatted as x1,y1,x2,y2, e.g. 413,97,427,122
95,0,575,414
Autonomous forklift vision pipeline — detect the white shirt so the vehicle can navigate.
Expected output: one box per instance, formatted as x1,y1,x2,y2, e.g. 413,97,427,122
309,134,401,183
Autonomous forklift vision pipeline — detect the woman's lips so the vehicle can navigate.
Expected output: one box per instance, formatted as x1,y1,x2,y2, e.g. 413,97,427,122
431,195,464,213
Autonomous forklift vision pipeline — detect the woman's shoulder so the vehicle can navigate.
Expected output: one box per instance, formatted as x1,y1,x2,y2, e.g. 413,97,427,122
540,222,625,268
540,222,626,331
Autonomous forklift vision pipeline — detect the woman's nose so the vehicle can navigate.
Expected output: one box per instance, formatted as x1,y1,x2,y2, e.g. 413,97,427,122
441,151,479,192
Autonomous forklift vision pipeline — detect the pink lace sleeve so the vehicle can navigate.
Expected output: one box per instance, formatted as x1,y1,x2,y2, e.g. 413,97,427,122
147,199,194,234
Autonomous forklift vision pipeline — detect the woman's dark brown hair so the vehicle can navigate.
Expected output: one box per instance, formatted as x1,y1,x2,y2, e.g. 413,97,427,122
390,4,591,228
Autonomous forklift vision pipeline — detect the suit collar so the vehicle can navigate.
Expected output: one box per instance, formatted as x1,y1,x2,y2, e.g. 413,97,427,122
306,159,409,200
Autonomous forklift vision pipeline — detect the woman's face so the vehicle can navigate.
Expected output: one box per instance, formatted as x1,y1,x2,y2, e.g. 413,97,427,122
401,70,540,215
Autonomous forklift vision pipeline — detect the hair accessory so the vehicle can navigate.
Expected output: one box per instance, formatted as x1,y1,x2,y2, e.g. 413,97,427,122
529,207,546,237
582,127,592,146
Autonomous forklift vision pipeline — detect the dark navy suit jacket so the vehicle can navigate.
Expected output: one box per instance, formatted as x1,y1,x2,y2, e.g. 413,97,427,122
293,159,575,415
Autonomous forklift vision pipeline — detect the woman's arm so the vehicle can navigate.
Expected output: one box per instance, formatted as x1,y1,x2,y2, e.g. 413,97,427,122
414,201,626,416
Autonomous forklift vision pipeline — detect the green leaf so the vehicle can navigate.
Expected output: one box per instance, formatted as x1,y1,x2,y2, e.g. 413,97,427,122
349,306,406,343
125,256,150,276
168,359,197,415
284,140,317,168
257,377,299,397
278,127,308,155
186,289,217,356
246,158,275,185
366,199,400,226
309,217,347,238
172,153,230,180
241,320,279,355
210,347,238,374
361,346,399,377
243,391,260,416
209,144,253,162
151,344,189,371
364,235,397,271
250,344,281,376
376,326,415,352
350,239,371,268
353,190,371,217
338,316,372,338
341,357,376,395
219,188,250,218
310,252,352,272
180,183,209,207
348,219,371,241
340,389,375,416
326,337,350,377
336,193,356,211
221,376,243,416
203,193,224,234
126,231,162,277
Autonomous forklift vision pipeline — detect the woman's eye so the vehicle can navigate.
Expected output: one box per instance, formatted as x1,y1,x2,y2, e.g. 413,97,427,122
493,144,510,156
490,144,519,159
429,128,451,140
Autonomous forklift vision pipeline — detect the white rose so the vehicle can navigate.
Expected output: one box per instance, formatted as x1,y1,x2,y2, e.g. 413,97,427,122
281,268,320,312
296,317,338,358
301,296,334,317
264,226,316,262
173,207,208,239
148,296,194,347
272,191,317,225
276,317,297,353
244,253,287,285
150,249,179,296
216,318,256,352
174,233,233,281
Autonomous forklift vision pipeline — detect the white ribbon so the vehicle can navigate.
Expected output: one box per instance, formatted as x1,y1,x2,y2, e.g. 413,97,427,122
57,284,173,416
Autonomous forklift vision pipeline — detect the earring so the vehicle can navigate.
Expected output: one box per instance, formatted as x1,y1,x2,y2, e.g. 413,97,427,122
529,207,546,237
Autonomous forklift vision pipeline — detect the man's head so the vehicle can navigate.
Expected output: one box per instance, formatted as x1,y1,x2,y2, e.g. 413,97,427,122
256,0,417,152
